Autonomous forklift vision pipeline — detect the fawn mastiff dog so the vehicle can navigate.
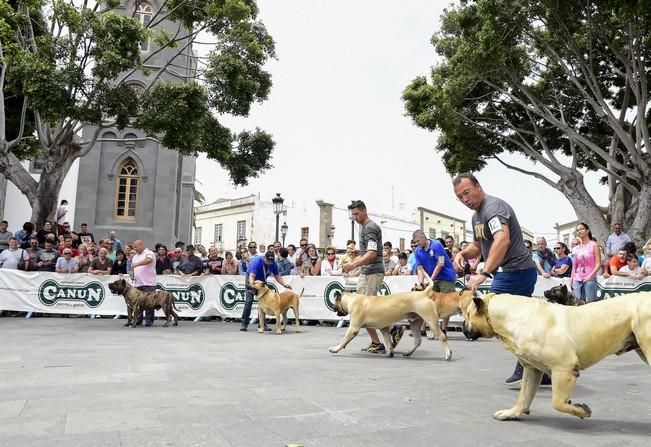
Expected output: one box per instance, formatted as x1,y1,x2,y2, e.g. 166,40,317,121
329,285,452,359
108,278,179,328
408,284,474,339
251,280,303,334
464,292,651,420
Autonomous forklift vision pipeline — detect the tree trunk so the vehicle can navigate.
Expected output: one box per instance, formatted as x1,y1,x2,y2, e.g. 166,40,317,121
628,183,651,249
556,169,610,244
29,150,76,227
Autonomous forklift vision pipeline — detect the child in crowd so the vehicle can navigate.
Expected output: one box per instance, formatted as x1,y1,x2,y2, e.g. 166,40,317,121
619,255,644,280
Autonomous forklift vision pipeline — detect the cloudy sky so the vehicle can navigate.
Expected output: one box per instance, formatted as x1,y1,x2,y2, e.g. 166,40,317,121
195,0,608,239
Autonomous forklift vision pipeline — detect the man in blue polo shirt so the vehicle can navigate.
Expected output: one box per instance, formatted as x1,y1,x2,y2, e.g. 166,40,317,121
412,230,457,333
240,251,292,332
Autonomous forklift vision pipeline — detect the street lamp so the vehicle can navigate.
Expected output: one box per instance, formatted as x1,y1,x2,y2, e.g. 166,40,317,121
328,224,336,244
272,193,285,243
348,203,355,241
280,222,288,247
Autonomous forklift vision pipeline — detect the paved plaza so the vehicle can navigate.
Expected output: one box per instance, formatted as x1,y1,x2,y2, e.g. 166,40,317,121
0,316,650,447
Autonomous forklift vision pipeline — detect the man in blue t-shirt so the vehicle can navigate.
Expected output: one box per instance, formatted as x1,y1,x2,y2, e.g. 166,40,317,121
412,230,458,333
240,251,292,332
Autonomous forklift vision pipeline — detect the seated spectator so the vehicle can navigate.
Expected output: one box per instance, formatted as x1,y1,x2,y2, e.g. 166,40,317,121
76,244,92,273
15,222,36,249
340,241,356,268
26,237,41,271
619,254,644,280
88,247,113,275
221,251,239,275
641,245,651,276
176,245,203,276
104,240,117,262
609,248,629,277
383,248,396,275
550,242,572,278
321,246,342,276
36,221,54,247
343,249,362,278
58,236,79,257
37,239,59,271
156,245,173,274
300,244,321,276
394,252,411,275
0,237,30,270
277,247,293,276
112,249,129,275
86,243,97,259
55,249,79,273
533,237,556,278
205,247,224,274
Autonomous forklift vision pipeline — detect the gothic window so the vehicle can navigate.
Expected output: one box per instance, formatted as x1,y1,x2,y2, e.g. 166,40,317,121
136,3,153,52
114,158,139,220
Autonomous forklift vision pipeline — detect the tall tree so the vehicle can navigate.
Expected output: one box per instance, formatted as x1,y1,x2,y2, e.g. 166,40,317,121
403,0,651,246
0,0,276,226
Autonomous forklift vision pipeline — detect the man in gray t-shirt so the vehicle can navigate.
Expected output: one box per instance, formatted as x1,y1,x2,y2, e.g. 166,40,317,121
0,220,13,252
342,200,403,354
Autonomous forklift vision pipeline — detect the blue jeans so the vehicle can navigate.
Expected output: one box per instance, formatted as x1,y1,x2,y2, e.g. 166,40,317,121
137,285,156,325
490,267,537,297
240,289,255,327
573,278,599,303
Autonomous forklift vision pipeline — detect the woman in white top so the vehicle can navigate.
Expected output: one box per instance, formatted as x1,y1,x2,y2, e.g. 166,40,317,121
321,246,342,276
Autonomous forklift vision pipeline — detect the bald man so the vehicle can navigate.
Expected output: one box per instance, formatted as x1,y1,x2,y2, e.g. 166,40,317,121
131,240,157,326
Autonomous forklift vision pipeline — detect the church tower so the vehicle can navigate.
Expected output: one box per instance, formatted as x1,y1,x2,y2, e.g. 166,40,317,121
74,1,196,247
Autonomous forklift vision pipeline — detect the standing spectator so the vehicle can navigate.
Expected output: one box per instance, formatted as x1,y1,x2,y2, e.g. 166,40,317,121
88,247,113,275
108,230,122,252
105,240,117,262
15,222,36,249
247,241,259,258
37,239,59,272
26,238,41,271
294,239,309,269
221,251,239,275
0,238,30,270
238,248,250,275
131,240,157,326
75,244,92,273
550,242,572,278
300,244,321,276
271,241,282,261
36,221,54,247
407,240,419,274
394,252,411,275
413,229,458,333
60,222,71,236
112,250,129,275
641,244,651,276
342,200,402,354
444,235,455,258
58,236,79,257
383,249,396,275
205,247,224,274
197,244,210,272
533,237,556,278
277,247,293,275
156,245,173,274
321,246,342,276
176,245,203,276
56,199,69,235
451,173,543,387
239,251,292,331
571,222,601,303
286,244,298,273
77,223,95,247
339,241,356,268
383,241,399,266
606,223,632,257
55,249,79,273
258,243,266,256
0,220,12,253
171,247,183,272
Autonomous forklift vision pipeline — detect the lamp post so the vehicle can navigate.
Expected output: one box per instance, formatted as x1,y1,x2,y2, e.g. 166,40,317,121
272,193,285,243
348,204,355,241
328,224,336,245
280,222,288,247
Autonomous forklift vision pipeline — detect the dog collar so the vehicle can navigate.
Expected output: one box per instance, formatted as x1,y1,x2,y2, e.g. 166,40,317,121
258,289,271,300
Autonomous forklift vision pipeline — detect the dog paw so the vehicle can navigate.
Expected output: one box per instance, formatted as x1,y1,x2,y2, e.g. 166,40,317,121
445,351,452,361
493,408,522,421
386,351,394,358
426,331,435,340
257,329,264,334
575,403,592,418
328,347,339,354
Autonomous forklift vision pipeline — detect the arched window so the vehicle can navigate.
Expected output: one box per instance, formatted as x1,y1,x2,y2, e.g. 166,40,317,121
114,158,139,220
135,3,153,52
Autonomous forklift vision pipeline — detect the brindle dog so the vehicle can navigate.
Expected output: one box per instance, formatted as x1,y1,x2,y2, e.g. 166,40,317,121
544,284,586,306
108,279,179,328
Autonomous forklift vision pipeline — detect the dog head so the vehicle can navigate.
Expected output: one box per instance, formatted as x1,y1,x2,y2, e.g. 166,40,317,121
108,278,129,295
332,290,350,317
544,284,585,306
251,280,268,295
463,294,496,340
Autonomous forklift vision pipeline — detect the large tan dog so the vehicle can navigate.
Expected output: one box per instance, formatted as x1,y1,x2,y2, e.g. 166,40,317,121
251,280,303,334
328,285,452,359
464,292,651,420
108,278,179,328
408,286,474,338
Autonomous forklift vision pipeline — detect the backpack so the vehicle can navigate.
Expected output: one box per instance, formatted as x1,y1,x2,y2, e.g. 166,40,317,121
17,249,27,271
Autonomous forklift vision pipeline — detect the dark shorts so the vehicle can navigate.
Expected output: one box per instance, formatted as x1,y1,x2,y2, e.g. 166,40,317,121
490,267,537,297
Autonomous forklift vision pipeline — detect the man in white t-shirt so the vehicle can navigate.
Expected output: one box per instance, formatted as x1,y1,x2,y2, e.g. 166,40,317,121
131,240,157,326
0,238,30,270
56,199,69,234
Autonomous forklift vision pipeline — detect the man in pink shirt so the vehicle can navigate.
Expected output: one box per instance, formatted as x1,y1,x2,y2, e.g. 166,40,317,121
131,240,157,326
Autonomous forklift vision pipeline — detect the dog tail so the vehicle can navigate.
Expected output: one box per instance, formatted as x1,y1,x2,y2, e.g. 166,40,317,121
424,283,434,297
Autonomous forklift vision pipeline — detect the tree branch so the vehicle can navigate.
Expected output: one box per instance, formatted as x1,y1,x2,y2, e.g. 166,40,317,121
492,155,559,190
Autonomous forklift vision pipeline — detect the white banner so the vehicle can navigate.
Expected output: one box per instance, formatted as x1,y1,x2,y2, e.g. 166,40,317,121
0,270,649,320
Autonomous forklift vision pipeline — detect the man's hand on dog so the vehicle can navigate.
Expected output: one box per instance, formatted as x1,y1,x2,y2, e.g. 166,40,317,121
466,273,487,292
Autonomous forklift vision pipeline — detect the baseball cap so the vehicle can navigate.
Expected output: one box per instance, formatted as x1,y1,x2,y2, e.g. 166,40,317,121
264,251,275,262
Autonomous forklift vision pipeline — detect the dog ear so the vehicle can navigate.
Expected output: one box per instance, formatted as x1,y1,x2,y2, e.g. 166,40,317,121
560,283,567,294
473,297,484,314
333,291,341,301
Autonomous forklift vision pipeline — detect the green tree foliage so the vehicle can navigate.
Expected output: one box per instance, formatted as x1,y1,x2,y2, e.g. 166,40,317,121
403,0,651,245
0,0,276,225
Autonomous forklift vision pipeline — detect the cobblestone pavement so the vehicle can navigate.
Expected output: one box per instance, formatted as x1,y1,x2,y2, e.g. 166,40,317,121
0,317,649,446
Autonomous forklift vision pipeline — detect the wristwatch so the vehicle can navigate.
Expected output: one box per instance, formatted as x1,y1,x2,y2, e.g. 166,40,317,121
482,271,493,279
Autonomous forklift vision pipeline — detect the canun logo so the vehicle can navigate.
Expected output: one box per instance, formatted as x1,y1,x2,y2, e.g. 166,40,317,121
38,279,105,307
156,283,206,310
597,282,651,300
324,281,392,311
219,282,278,310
